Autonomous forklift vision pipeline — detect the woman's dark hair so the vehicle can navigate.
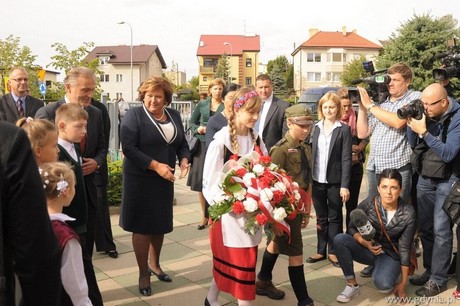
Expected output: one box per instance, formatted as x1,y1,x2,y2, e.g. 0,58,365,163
222,83,241,100
378,169,403,188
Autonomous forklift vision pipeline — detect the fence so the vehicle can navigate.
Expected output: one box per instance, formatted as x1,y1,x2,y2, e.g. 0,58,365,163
106,100,195,161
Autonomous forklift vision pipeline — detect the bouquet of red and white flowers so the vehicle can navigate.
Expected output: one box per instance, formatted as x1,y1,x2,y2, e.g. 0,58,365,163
208,151,307,236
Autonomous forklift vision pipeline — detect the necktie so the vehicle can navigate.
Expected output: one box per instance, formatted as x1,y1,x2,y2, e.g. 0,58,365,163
17,99,24,117
298,145,311,187
80,134,87,155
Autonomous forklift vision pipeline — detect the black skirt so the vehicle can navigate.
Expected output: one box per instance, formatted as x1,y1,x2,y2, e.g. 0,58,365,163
187,141,206,191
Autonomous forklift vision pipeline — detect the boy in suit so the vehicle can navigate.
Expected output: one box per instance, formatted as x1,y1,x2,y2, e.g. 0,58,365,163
55,103,103,305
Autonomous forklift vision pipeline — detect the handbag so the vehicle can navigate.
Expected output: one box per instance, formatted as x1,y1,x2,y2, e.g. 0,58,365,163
374,199,417,276
185,127,199,157
442,180,460,225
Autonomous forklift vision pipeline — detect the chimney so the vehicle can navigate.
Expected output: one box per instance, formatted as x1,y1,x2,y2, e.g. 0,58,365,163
309,28,319,38
342,26,347,36
352,29,357,34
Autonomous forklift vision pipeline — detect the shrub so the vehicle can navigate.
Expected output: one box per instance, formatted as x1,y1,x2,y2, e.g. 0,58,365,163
108,159,123,206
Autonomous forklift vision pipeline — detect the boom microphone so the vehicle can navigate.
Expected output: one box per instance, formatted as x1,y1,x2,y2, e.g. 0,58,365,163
350,209,376,241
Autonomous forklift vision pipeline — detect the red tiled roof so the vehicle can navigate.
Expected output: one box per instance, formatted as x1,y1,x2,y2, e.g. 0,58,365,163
85,45,167,68
197,35,260,56
300,31,382,49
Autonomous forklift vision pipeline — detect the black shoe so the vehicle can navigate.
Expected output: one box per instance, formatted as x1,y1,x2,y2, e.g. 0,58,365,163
204,297,210,306
328,256,340,268
106,250,118,258
409,271,430,286
415,280,447,297
306,255,326,263
360,265,374,277
138,277,151,296
197,224,207,230
148,267,172,282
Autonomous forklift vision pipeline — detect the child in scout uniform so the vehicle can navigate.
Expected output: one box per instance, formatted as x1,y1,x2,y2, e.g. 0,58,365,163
256,104,315,306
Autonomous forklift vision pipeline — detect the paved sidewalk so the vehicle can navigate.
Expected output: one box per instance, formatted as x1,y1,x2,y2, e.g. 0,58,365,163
93,173,459,305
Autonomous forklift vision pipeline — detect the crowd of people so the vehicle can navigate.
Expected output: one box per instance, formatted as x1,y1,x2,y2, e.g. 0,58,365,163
1,63,460,306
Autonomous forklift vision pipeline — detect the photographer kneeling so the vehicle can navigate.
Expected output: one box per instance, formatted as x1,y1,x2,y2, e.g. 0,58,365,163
406,83,460,297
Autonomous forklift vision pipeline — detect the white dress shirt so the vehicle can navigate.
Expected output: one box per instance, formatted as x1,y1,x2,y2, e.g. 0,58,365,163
58,138,79,163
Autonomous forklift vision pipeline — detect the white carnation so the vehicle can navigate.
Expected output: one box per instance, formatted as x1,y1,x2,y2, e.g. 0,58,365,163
273,181,287,193
213,193,229,204
243,172,256,186
252,164,265,176
269,163,278,171
260,188,274,202
234,188,247,200
293,190,301,201
243,197,258,212
273,207,287,221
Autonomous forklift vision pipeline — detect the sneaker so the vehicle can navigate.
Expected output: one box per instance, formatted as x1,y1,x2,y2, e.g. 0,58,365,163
409,271,430,286
379,288,393,294
453,290,460,299
360,265,373,278
336,284,360,303
415,280,447,297
255,279,285,300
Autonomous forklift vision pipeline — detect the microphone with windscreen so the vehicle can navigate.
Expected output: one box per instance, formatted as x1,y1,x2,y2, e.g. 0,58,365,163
350,208,376,241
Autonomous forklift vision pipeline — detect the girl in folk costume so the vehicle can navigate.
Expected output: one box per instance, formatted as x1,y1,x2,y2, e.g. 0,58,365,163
202,87,267,306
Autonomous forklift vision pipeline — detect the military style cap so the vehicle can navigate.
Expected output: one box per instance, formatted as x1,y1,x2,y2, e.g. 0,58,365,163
285,104,313,125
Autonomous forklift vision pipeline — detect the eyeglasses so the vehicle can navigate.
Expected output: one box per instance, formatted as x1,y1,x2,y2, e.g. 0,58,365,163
10,78,29,83
422,98,443,108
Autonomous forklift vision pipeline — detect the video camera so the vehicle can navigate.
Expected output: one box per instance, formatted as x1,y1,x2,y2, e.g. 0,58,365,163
433,38,460,80
349,61,390,103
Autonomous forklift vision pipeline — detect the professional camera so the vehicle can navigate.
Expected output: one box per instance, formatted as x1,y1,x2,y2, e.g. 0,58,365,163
432,38,460,80
350,61,390,103
397,99,425,120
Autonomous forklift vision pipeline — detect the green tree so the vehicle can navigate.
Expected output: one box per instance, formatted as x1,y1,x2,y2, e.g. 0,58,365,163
215,54,230,83
376,13,460,91
267,55,292,97
47,41,102,98
0,35,39,95
341,55,368,86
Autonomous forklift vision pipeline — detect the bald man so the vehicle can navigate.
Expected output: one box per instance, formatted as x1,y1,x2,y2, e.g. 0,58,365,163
407,83,460,297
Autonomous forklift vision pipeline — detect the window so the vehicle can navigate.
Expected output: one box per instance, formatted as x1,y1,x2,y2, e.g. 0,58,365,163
327,53,346,62
307,53,321,62
246,58,252,67
203,58,218,67
100,74,109,82
307,72,321,82
116,93,123,100
203,76,208,82
326,72,341,82
45,80,52,87
99,56,109,65
245,77,252,85
116,74,123,82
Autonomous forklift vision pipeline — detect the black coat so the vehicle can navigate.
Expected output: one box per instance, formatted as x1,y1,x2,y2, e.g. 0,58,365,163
0,122,61,305
348,196,416,266
0,94,44,123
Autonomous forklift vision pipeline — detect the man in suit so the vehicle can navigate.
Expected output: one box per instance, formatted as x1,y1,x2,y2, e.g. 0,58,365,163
91,98,118,258
35,67,105,306
0,122,62,305
0,67,44,123
255,74,290,151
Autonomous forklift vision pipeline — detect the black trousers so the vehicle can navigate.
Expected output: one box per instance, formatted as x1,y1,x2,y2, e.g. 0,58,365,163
79,233,103,306
94,185,116,252
312,181,343,255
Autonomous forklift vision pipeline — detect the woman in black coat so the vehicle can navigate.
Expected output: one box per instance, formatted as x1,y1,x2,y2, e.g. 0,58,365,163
120,77,190,296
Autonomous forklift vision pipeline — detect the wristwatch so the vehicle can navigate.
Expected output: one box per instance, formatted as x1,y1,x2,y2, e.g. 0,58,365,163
367,103,376,112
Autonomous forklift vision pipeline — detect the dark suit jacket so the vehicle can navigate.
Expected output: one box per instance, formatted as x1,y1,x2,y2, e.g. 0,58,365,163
0,93,44,123
35,99,107,208
0,122,61,305
91,99,110,186
311,122,352,188
261,96,290,151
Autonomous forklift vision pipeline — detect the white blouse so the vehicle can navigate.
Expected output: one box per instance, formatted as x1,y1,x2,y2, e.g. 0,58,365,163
202,126,268,248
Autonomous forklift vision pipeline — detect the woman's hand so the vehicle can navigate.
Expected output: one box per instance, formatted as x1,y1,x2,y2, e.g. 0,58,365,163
151,160,175,182
368,243,383,256
340,188,350,203
301,216,310,228
179,158,190,179
392,281,407,302
198,126,206,134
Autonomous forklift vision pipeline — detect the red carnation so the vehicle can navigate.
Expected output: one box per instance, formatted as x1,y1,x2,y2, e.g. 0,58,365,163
258,176,271,189
232,201,245,214
286,209,297,220
235,168,247,177
255,213,268,225
272,190,284,204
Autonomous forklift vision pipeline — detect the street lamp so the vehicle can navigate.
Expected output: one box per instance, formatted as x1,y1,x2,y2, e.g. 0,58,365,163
223,42,233,83
118,21,133,101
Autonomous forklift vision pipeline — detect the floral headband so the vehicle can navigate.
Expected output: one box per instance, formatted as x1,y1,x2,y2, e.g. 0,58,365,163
234,90,258,110
39,168,69,197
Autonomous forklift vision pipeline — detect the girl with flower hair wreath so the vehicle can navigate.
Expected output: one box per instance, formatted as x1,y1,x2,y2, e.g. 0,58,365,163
202,86,268,306
40,161,92,306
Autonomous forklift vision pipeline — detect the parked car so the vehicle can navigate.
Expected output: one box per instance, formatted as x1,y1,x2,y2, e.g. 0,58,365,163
297,87,340,120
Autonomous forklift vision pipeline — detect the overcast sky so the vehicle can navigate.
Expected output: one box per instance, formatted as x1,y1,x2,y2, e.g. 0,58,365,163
2,0,459,81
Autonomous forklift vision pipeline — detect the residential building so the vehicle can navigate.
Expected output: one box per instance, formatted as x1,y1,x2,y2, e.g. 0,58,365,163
196,34,260,96
164,69,187,87
292,27,382,96
86,44,167,101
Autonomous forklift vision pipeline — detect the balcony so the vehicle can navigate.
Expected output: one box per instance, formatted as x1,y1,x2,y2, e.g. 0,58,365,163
200,66,216,74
